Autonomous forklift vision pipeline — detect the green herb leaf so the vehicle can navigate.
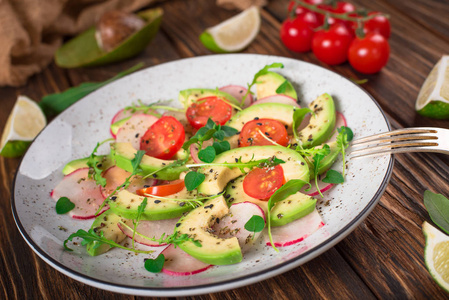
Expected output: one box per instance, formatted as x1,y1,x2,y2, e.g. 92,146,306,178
423,190,449,234
86,141,110,187
184,171,206,191
221,125,239,137
322,169,344,184
55,197,75,214
351,78,368,85
39,63,143,118
275,80,289,94
213,130,225,141
336,126,353,177
244,215,265,233
144,254,165,273
312,144,331,197
198,146,216,163
213,141,230,155
131,150,146,172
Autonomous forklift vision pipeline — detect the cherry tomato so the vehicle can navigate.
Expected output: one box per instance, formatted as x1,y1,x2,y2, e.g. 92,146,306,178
243,165,284,200
312,23,353,65
364,12,391,39
238,118,289,147
288,0,323,29
136,179,185,197
280,18,315,52
186,96,232,129
140,116,185,160
317,1,356,27
348,32,390,74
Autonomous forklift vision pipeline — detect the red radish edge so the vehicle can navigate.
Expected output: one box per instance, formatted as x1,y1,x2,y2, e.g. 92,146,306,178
189,139,213,164
231,201,266,222
306,183,334,197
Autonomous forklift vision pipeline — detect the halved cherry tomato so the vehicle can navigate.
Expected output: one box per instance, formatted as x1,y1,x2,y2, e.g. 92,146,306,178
140,116,185,160
136,179,185,197
243,165,284,200
238,118,289,147
186,96,233,129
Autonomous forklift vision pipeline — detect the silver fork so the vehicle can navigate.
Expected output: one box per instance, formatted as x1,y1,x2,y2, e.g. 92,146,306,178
349,127,449,159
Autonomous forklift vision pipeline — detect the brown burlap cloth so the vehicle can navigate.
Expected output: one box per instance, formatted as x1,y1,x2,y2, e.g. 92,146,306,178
0,0,265,87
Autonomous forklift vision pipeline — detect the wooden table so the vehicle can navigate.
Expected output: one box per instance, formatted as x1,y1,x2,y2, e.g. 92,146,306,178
2,0,449,298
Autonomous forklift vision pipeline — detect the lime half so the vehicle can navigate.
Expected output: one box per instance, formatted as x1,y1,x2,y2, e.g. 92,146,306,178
416,55,449,119
423,221,449,292
0,96,46,158
200,6,260,53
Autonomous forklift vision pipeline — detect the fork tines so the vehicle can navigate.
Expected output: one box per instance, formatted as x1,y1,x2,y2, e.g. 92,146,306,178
349,127,440,159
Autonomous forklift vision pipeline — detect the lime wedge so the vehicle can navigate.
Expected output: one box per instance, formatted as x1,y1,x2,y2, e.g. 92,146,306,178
0,96,47,158
423,221,449,292
55,8,163,68
200,6,260,53
416,55,449,119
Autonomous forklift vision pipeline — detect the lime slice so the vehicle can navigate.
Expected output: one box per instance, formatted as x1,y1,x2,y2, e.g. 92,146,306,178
200,6,260,53
0,96,46,158
55,8,163,68
416,55,449,119
423,221,449,292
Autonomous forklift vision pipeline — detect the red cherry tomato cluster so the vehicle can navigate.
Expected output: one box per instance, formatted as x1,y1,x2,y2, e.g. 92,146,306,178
281,0,391,74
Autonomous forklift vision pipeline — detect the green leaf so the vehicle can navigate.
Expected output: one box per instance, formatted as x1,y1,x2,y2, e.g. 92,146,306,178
136,198,148,221
55,197,75,214
184,171,206,191
221,125,239,137
293,108,313,131
267,179,309,212
206,118,216,129
322,170,344,184
213,130,225,141
131,150,146,173
244,215,265,233
144,254,165,273
39,63,143,118
423,190,449,234
86,141,109,187
198,146,216,163
312,144,331,197
351,78,368,85
212,141,230,155
275,80,289,94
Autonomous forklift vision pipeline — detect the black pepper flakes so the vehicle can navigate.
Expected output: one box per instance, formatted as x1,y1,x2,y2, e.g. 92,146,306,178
154,200,161,204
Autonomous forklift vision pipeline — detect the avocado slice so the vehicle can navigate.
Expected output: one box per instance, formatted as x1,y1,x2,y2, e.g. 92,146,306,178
225,176,315,226
86,209,126,256
175,196,242,265
111,142,188,180
62,155,114,175
298,93,336,148
197,145,309,196
178,88,240,109
109,188,195,220
226,102,296,148
256,71,297,100
55,8,163,68
307,141,340,180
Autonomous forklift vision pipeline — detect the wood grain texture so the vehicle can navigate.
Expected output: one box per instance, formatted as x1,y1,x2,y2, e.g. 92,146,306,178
2,0,449,299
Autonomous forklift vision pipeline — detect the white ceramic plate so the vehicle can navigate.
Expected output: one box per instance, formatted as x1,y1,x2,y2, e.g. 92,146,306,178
12,54,393,297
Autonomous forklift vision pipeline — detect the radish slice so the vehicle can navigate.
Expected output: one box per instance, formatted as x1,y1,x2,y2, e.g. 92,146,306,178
51,168,107,219
266,209,324,247
117,218,179,247
100,166,157,198
219,85,253,108
328,111,348,142
189,139,214,164
161,244,212,276
251,94,300,108
111,108,135,124
115,114,158,150
213,202,265,253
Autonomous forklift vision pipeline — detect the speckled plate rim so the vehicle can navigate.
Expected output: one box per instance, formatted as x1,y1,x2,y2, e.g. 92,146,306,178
11,54,394,297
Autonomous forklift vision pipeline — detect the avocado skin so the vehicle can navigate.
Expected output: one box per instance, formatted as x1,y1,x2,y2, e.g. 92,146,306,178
256,71,297,100
175,197,242,265
86,209,126,256
111,142,188,180
299,93,336,148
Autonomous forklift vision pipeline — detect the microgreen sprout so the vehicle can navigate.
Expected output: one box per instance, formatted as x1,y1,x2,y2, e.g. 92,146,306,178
336,126,353,177
87,138,114,187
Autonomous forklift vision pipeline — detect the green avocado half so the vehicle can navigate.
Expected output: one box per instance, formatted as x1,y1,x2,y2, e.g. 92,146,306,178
55,8,163,68
175,196,242,265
